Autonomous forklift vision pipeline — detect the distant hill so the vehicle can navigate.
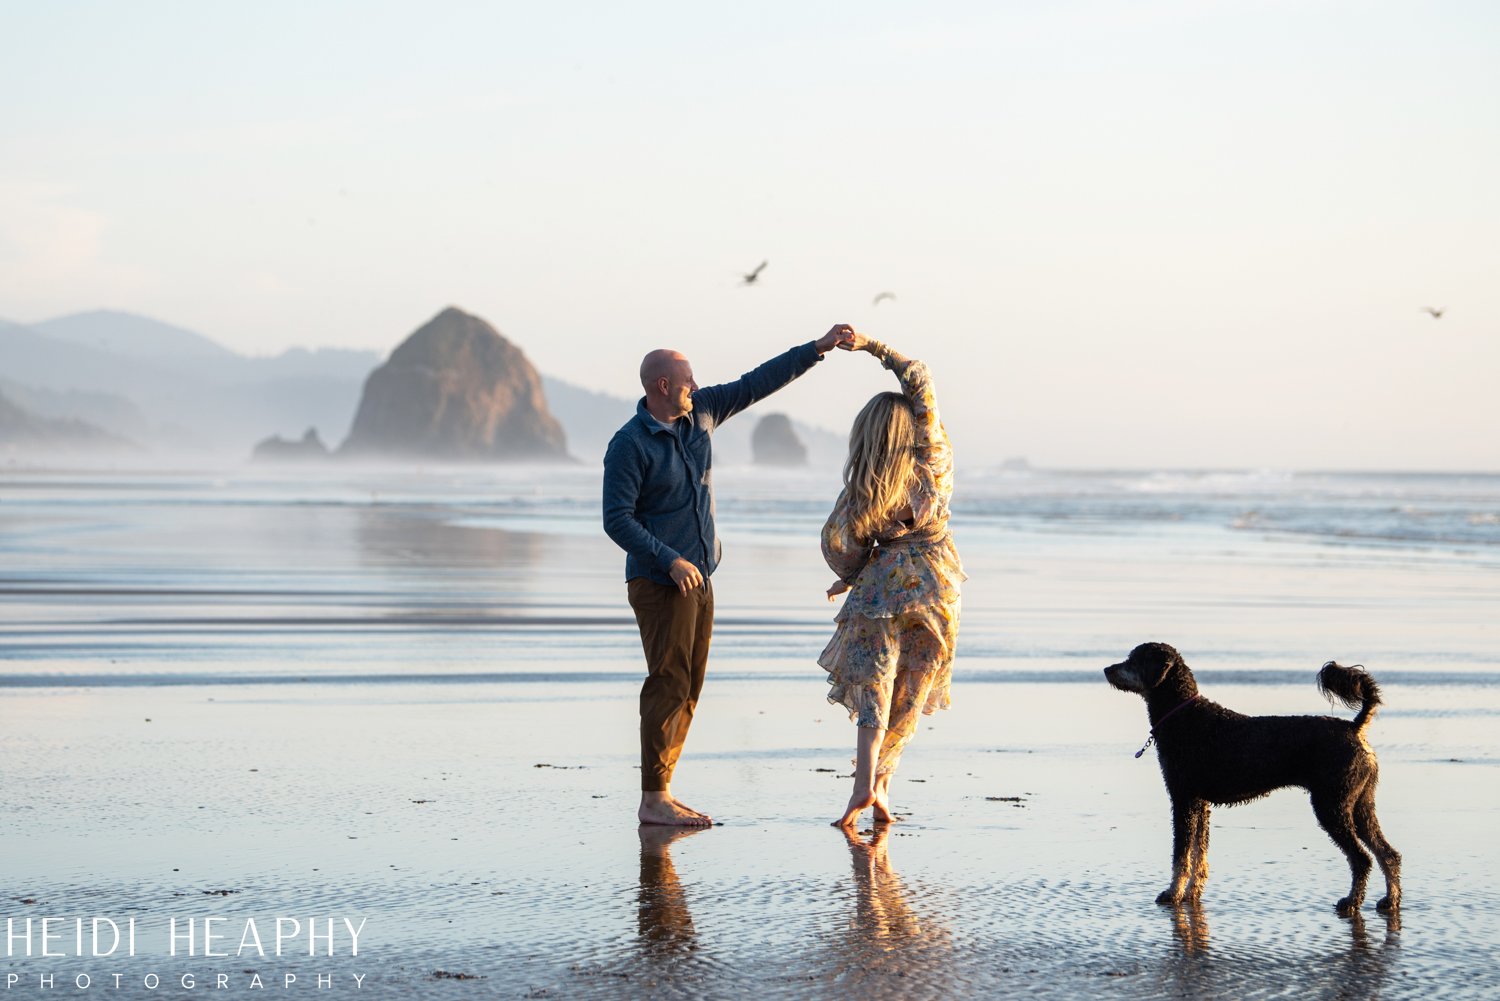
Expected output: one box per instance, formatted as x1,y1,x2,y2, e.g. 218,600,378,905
0,388,133,454
31,310,382,382
0,377,152,440
242,346,381,381
33,310,240,364
0,314,377,451
540,375,634,465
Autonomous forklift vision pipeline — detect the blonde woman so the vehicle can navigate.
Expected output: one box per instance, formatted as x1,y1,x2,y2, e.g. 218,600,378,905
822,332,965,828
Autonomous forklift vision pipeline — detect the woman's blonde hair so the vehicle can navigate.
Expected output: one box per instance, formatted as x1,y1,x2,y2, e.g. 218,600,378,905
842,391,917,543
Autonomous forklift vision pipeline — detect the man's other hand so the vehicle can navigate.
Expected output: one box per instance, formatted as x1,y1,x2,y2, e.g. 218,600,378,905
669,558,705,595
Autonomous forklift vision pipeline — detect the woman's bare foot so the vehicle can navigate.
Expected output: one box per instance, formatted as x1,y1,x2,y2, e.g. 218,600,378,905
639,792,714,827
833,789,875,827
871,773,896,823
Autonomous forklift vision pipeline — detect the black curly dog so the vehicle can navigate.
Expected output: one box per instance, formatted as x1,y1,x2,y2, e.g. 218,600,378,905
1105,642,1402,916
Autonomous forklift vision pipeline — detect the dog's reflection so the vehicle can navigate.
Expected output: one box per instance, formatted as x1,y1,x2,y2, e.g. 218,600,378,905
1168,901,1401,957
1168,903,1211,955
636,825,705,957
1348,909,1401,951
1165,903,1399,998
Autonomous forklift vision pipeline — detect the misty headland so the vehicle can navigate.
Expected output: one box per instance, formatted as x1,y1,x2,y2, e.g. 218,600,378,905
0,306,844,470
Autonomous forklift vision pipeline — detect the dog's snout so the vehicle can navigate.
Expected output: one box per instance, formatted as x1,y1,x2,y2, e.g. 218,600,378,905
1105,659,1145,694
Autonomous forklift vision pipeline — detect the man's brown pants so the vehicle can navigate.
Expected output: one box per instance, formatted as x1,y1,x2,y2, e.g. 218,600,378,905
628,577,714,792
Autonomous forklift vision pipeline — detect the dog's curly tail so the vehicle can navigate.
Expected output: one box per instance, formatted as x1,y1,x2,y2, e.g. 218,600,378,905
1318,661,1383,734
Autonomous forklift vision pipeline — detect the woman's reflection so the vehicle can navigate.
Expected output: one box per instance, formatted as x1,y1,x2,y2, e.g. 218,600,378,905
836,824,953,987
843,825,925,949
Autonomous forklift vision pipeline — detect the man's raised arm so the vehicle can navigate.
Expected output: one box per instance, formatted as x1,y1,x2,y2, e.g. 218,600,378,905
692,324,855,425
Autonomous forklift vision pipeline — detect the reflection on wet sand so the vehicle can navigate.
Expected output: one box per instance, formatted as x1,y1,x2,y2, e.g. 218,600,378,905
356,506,544,573
636,825,702,959
1344,910,1401,999
1350,908,1401,946
1164,902,1400,1000
1169,902,1211,956
834,826,954,987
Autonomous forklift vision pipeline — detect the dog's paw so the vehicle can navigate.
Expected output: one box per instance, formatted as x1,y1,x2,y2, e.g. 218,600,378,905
1156,890,1183,907
1336,897,1360,918
1376,895,1400,914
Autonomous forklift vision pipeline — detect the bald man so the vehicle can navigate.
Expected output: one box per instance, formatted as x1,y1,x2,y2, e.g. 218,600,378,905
603,324,855,826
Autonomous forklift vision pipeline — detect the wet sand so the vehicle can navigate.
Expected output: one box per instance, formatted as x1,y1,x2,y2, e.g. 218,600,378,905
4,466,1499,997
4,675,1497,998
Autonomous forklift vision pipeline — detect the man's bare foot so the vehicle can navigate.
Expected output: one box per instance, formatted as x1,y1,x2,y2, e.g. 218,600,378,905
639,793,713,827
669,796,713,822
833,790,875,827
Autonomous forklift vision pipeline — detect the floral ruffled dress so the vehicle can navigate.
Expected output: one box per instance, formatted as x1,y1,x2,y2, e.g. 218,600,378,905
818,346,965,741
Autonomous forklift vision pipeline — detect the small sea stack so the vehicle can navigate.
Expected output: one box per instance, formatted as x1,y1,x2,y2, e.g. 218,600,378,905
751,412,808,467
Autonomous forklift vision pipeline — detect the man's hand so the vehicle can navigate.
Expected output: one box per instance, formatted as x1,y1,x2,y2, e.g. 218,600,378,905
815,324,857,354
826,579,850,602
669,557,705,595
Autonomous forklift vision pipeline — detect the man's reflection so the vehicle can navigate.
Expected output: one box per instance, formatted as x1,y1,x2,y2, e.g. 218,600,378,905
637,824,704,958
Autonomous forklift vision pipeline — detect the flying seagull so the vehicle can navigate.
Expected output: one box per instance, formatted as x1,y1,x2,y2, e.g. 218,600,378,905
1422,306,1445,319
872,291,896,306
741,261,768,285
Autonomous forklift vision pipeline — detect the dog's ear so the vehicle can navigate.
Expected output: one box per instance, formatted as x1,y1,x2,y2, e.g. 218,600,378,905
1138,642,1181,689
1151,649,1179,688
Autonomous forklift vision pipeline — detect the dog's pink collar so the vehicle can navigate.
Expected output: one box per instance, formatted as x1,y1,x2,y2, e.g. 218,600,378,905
1134,694,1201,759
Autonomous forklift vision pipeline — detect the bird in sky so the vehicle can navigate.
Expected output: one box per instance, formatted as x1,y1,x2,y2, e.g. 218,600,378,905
872,291,896,306
741,261,768,285
1422,306,1445,319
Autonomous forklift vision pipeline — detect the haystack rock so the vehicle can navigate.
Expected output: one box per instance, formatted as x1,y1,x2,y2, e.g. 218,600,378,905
751,412,808,466
339,308,568,462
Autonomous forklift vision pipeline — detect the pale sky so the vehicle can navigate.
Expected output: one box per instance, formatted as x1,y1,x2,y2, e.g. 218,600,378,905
2,1,1496,469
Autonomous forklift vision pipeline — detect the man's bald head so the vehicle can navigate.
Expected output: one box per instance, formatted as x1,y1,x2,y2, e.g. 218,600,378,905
640,349,689,392
639,349,697,421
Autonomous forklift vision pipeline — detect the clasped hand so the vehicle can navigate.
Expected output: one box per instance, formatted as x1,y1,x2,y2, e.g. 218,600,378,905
815,324,857,353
